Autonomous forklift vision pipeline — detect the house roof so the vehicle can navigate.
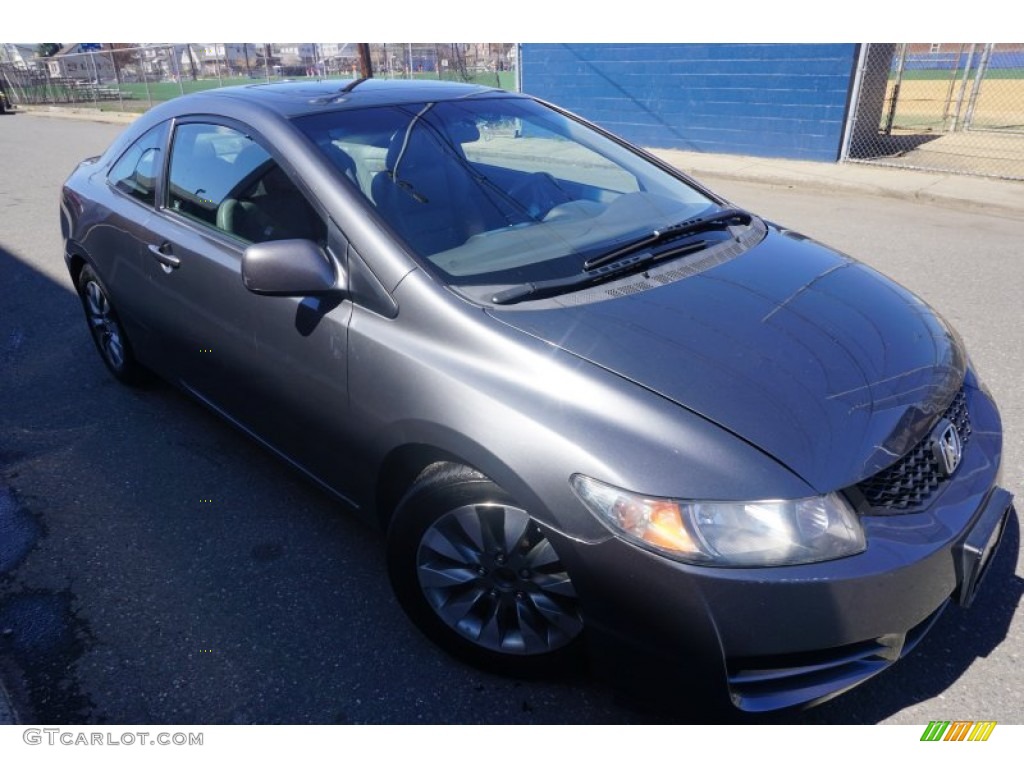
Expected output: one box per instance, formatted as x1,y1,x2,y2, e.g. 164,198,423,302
54,44,112,57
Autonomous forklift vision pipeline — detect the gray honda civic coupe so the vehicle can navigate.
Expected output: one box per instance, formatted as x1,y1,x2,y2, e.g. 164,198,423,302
60,79,1013,713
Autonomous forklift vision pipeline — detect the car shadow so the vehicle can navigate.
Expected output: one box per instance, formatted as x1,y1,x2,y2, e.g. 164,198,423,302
0,244,632,724
848,132,944,160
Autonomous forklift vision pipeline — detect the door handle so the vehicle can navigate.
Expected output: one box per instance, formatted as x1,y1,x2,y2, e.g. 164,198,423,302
148,242,181,269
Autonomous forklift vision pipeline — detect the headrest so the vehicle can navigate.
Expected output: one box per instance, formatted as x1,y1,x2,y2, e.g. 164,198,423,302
447,119,480,145
233,142,271,178
261,164,293,194
191,137,217,162
385,125,440,174
385,119,480,174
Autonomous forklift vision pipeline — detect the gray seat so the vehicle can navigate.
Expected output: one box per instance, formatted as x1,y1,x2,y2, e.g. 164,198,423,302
217,164,324,244
371,122,491,255
320,142,359,188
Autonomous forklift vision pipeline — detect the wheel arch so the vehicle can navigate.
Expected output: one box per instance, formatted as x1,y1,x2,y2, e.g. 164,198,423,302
372,435,546,534
64,241,91,288
374,443,485,532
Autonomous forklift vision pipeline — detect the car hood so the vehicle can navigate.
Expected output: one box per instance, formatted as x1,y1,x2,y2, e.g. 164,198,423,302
488,228,966,492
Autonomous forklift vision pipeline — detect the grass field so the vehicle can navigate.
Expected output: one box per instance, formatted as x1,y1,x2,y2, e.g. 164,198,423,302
111,71,516,107
895,68,1024,81
14,70,517,114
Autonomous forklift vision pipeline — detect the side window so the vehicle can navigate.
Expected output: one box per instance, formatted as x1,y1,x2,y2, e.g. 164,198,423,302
108,122,169,205
167,122,326,245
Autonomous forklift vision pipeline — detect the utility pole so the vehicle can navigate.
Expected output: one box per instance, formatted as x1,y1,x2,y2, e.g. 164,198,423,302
186,44,199,81
357,44,373,78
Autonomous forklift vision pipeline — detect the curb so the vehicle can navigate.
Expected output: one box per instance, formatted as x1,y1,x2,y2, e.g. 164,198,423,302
17,105,138,125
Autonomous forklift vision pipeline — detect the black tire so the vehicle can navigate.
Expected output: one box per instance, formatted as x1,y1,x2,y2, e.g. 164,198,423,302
387,463,585,677
77,264,147,385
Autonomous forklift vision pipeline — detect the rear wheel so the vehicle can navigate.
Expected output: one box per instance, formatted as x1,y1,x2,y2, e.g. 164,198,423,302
387,463,584,676
77,264,146,385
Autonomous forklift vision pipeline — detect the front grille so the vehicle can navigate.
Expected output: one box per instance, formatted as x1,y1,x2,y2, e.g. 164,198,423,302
855,388,971,512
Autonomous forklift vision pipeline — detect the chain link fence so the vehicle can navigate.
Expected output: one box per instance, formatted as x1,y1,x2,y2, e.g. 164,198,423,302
366,43,515,88
843,43,1024,180
0,44,517,114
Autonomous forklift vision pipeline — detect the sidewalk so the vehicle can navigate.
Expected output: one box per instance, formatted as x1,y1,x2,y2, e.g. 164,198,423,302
650,147,1024,220
19,104,138,125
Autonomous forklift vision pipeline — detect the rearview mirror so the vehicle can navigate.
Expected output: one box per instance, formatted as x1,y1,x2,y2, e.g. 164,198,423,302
241,239,343,296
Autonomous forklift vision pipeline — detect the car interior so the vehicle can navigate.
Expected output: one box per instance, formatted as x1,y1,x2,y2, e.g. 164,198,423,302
167,129,326,246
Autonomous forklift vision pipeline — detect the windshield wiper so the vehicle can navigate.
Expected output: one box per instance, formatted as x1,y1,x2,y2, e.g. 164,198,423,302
490,207,754,306
491,238,710,305
582,207,752,271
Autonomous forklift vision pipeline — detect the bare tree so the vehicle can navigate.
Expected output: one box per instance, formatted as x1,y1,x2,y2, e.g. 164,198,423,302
105,43,139,67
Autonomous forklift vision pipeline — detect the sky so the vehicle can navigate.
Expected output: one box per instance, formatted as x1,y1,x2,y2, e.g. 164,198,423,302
3,1,1011,45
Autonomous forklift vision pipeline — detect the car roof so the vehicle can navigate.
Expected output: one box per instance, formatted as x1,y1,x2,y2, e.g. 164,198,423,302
102,79,532,176
179,78,520,119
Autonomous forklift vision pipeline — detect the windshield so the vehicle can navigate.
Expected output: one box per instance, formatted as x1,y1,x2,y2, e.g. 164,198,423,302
294,96,718,287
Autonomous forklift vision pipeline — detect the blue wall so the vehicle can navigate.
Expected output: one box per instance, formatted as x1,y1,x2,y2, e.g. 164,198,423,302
521,44,858,162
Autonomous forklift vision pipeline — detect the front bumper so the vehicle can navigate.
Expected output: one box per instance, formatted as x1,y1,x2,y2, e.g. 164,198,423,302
550,384,1011,713
724,487,1012,712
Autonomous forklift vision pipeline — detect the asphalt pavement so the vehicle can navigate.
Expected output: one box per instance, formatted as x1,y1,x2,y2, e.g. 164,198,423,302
0,679,14,724
0,107,1021,726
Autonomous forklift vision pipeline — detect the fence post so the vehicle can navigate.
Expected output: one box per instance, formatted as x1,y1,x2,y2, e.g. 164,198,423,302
839,44,868,162
949,43,977,132
215,45,224,87
515,44,522,92
142,61,153,107
942,43,964,121
883,43,908,135
88,53,99,109
108,45,124,112
171,45,185,95
963,43,994,130
116,51,125,111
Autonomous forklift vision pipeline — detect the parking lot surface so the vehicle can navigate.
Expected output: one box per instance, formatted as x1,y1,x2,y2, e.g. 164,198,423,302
0,113,1020,724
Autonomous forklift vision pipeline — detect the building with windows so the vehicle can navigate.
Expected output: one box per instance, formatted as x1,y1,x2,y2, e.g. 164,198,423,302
45,44,116,81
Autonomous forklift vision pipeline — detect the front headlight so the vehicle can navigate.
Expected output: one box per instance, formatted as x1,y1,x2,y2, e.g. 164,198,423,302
570,475,865,567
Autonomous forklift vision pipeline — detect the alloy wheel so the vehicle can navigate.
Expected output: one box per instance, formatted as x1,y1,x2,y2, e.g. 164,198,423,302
416,503,582,655
83,278,126,371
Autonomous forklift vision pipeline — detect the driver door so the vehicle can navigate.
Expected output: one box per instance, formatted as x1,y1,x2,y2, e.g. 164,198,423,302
139,119,357,493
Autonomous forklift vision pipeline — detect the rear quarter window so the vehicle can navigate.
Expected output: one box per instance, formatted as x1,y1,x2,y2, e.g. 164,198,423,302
107,122,169,205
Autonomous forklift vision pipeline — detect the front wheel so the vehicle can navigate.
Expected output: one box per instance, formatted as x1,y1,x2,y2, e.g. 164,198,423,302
387,463,584,676
77,264,147,385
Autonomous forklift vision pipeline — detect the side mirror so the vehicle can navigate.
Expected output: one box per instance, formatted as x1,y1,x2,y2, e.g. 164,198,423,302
241,239,344,296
